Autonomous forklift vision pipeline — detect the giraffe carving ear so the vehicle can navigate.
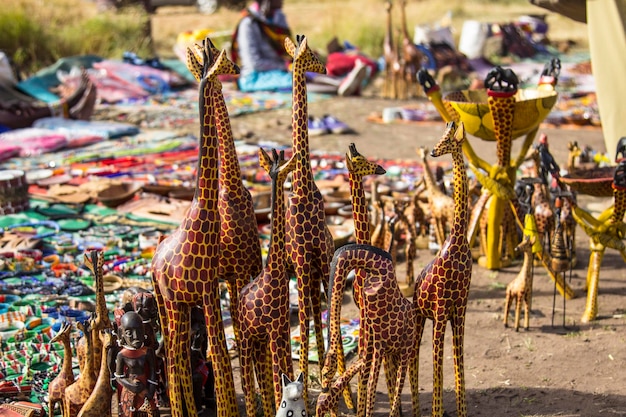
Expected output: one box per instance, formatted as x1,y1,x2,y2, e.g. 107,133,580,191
258,147,272,173
185,44,203,82
284,36,296,58
454,121,466,143
345,153,353,171
294,35,308,61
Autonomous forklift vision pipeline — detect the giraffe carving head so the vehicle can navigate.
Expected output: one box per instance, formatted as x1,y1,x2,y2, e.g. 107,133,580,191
285,34,326,75
515,234,536,254
415,145,428,160
186,38,222,82
431,121,466,158
50,321,72,344
258,147,297,184
346,143,386,177
83,249,103,277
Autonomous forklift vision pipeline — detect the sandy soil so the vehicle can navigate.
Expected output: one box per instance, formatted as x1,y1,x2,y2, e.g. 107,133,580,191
220,94,626,417
147,6,626,417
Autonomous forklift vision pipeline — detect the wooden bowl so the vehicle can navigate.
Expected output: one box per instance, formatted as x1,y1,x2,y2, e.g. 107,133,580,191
324,201,346,215
252,191,272,222
561,167,616,197
97,182,142,208
323,189,351,205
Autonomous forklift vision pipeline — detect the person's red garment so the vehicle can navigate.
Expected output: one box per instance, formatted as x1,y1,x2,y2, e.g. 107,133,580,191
325,52,378,77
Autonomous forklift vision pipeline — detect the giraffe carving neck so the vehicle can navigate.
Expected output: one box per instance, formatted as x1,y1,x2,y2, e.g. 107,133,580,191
349,175,371,244
215,83,243,181
291,69,313,191
266,175,286,264
611,189,626,223
451,149,469,237
194,78,219,203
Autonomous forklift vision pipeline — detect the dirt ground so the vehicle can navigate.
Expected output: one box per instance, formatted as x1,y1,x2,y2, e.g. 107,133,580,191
218,92,626,417
147,9,626,417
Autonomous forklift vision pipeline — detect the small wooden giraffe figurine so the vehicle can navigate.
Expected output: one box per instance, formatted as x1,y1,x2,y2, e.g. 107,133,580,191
238,148,297,417
77,329,115,417
416,146,454,248
399,0,424,98
48,322,75,417
284,34,334,404
82,249,112,380
276,373,307,417
337,143,386,411
382,1,401,99
150,40,239,417
187,41,263,352
504,235,537,331
63,318,97,417
413,121,472,417
325,243,418,417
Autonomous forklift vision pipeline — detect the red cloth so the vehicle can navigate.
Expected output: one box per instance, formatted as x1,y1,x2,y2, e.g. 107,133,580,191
325,52,378,77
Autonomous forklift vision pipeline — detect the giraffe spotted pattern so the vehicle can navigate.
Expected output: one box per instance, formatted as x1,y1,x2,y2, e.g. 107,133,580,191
413,121,472,417
150,40,239,417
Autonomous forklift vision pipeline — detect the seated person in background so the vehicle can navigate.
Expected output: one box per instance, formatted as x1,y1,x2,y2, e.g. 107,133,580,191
231,0,372,96
0,70,97,132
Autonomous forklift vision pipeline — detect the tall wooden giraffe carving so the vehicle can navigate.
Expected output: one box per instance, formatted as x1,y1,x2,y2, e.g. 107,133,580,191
150,40,239,417
328,143,385,411
504,235,536,331
238,148,297,417
63,319,97,417
48,322,75,417
416,146,454,248
325,243,418,417
77,329,115,417
399,0,423,98
382,1,401,99
284,34,333,403
83,249,111,380
188,41,263,352
413,121,472,417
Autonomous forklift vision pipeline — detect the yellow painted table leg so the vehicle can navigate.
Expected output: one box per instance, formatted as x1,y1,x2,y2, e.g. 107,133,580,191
582,247,605,323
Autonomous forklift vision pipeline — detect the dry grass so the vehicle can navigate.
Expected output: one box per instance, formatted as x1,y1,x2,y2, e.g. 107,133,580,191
1,0,589,74
1,0,151,74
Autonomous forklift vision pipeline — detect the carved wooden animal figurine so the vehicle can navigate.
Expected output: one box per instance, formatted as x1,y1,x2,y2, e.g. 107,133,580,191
416,146,454,248
382,1,401,99
325,243,418,417
63,319,97,417
413,121,472,417
238,148,297,417
399,0,423,98
48,322,75,417
150,40,239,417
331,143,385,411
284,34,333,403
77,329,115,417
504,235,536,331
82,249,112,380
187,41,264,352
276,373,307,417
